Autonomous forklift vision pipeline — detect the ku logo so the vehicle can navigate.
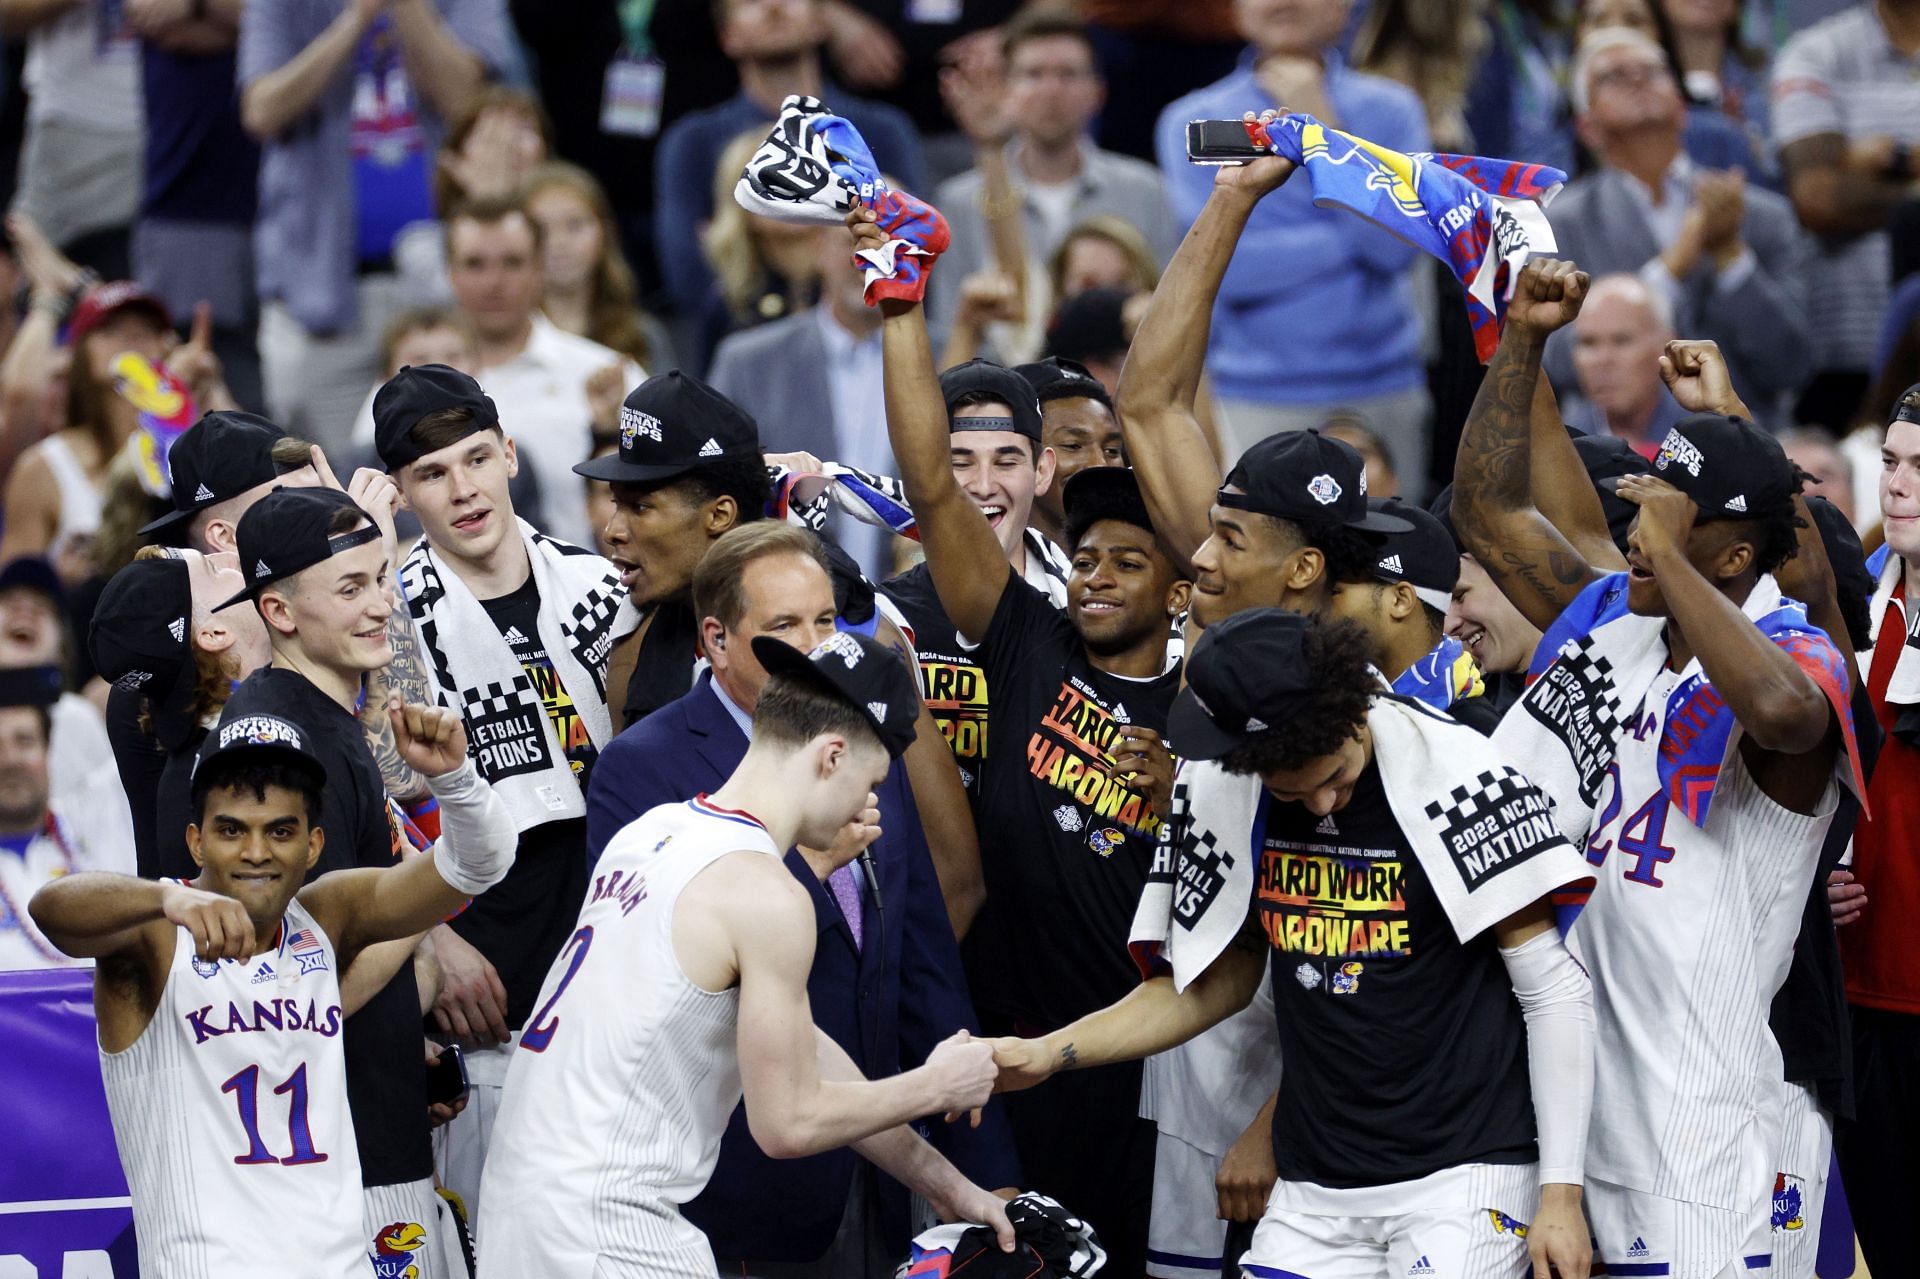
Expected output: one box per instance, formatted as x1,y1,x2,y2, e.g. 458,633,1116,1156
1331,961,1363,995
1087,827,1124,858
371,1221,428,1279
1487,1210,1528,1238
1771,1174,1804,1231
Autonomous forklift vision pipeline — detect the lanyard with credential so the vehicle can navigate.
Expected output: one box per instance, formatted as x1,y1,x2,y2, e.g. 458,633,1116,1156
602,0,666,139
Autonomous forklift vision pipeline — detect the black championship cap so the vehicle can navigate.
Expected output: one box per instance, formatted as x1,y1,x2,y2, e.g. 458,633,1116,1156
1650,413,1798,523
1891,382,1920,425
1014,356,1113,410
0,663,63,711
1220,431,1411,533
195,709,328,792
1365,498,1458,612
373,364,501,471
750,630,920,758
1168,608,1327,760
89,557,199,748
575,371,760,485
1061,466,1156,550
1046,287,1129,367
217,487,380,611
0,555,64,605
939,359,1044,443
138,411,293,541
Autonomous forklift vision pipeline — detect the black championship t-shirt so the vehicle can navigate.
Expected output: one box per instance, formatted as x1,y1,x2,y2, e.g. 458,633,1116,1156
203,668,430,1187
458,578,594,1027
1259,759,1537,1187
883,563,992,793
964,573,1179,1031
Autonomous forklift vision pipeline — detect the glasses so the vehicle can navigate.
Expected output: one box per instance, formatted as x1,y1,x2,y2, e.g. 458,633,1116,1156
1590,61,1673,93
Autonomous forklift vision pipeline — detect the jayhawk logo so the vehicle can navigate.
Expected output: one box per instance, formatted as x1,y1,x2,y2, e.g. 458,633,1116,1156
1299,121,1427,218
1087,828,1124,858
1771,1174,1804,1231
371,1221,427,1278
1331,961,1364,995
1487,1210,1529,1238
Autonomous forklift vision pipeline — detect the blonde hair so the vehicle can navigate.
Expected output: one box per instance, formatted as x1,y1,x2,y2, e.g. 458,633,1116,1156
701,130,784,321
525,161,654,367
1351,0,1485,141
1048,216,1161,315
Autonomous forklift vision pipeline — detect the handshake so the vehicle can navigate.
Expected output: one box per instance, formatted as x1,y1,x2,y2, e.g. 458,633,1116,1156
923,1030,1066,1122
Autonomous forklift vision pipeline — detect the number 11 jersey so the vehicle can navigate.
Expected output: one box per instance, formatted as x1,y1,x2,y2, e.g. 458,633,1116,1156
100,895,363,1278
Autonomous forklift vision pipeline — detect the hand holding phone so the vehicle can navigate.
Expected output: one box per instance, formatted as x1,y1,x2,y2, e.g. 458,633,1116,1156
1186,119,1271,166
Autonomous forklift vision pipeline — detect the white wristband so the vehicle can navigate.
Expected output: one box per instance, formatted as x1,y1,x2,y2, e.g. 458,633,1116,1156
426,760,516,897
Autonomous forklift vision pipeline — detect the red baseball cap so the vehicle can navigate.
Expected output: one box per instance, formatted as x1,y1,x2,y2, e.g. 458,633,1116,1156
68,280,172,346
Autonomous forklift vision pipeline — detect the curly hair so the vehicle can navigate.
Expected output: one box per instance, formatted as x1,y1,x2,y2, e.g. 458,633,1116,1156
1305,522,1387,586
1216,618,1379,777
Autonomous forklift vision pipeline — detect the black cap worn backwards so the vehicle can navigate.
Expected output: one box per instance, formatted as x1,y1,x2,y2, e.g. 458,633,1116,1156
373,364,501,472
1014,356,1113,410
90,557,199,749
1365,498,1459,612
939,359,1044,443
1168,608,1325,760
138,411,294,542
195,708,328,793
217,487,380,611
1892,383,1920,426
575,371,760,485
751,630,920,759
1650,413,1799,523
1061,466,1157,551
1220,431,1412,534
0,663,63,711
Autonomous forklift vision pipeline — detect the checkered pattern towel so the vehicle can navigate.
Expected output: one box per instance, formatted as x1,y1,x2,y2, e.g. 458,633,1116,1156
399,520,640,830
1129,696,1588,992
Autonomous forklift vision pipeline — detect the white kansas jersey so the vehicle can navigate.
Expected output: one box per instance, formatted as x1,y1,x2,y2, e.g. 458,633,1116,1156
100,895,364,1279
1570,668,1840,1211
478,796,779,1279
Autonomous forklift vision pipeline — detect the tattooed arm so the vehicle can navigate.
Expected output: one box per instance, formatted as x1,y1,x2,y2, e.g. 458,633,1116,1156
1451,260,1610,632
362,608,434,802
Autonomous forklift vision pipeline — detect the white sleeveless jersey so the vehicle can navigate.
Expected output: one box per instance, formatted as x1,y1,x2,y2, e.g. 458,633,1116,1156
1570,668,1839,1211
478,797,779,1279
100,895,364,1279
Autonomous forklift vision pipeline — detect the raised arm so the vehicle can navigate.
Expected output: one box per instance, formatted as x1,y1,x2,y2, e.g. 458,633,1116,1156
729,857,998,1159
30,874,251,963
1528,374,1627,574
241,0,377,140
385,0,487,124
1115,151,1295,569
855,209,1014,642
1451,260,1609,631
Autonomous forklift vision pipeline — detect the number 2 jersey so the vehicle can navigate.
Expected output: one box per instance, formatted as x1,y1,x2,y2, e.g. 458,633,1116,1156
100,895,364,1279
478,797,778,1279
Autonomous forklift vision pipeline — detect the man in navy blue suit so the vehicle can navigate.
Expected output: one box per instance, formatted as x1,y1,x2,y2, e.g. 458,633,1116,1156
585,520,1019,1274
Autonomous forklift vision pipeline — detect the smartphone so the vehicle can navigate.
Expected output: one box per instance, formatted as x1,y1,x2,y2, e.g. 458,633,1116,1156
1186,119,1269,166
427,1043,470,1108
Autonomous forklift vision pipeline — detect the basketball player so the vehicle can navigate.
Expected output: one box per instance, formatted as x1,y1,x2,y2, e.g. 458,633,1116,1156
478,631,1013,1278
1455,259,1859,1279
27,700,516,1278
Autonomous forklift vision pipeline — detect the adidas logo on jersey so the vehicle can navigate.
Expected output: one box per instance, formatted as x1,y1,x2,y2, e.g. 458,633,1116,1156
698,437,724,458
502,626,529,645
251,963,276,985
1725,493,1747,512
1315,813,1338,835
1112,702,1130,724
1408,1258,1435,1276
1379,553,1403,574
1627,1237,1650,1258
193,482,216,502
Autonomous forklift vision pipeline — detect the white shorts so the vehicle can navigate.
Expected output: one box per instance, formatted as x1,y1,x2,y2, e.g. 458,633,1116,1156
364,1176,466,1279
1241,1163,1537,1279
1149,1130,1233,1279
434,1035,515,1228
1768,1082,1832,1279
1586,1177,1772,1279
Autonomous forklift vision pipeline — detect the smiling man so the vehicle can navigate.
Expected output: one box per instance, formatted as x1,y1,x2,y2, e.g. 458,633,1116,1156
375,362,640,1218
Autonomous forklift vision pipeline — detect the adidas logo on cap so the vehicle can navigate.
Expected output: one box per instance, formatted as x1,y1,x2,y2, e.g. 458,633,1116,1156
193,482,216,502
1245,716,1270,732
1725,494,1747,512
1379,553,1403,574
698,438,724,458
167,616,186,642
867,700,889,722
255,559,272,578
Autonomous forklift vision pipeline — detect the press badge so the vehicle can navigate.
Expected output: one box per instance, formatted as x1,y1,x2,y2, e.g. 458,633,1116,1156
602,56,666,138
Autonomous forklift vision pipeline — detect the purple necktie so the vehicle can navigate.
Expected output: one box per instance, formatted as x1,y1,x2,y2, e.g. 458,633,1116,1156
829,863,864,951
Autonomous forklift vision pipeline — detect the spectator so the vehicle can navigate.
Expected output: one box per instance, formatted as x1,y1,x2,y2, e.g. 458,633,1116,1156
1462,0,1573,175
1156,0,1434,490
446,195,640,548
1563,273,1687,452
584,522,1017,1272
929,12,1178,346
1780,426,1857,526
653,0,923,317
1772,0,1920,429
0,0,141,279
1015,356,1125,549
1047,214,1160,317
1350,0,1485,150
430,85,550,216
1545,28,1813,421
694,129,827,370
1077,0,1244,163
0,665,134,969
524,161,675,372
1321,413,1400,499
1572,0,1765,174
240,0,515,458
1660,0,1772,147
129,0,263,413
0,556,121,818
